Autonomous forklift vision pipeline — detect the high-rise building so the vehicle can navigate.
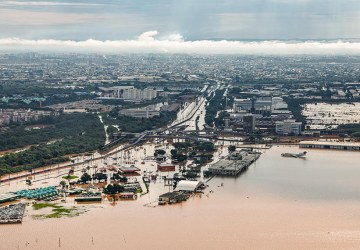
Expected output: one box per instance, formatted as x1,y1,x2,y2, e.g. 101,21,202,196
243,115,255,133
275,119,302,135
233,97,272,116
224,118,230,128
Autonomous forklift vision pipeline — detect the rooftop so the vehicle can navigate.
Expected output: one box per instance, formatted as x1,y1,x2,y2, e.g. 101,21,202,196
174,180,203,192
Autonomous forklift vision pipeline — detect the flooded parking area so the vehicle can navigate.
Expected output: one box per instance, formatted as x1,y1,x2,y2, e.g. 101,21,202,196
302,102,360,129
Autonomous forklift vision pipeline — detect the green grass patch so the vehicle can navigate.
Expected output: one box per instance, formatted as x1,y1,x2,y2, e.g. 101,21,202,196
32,203,80,219
62,175,78,180
33,203,60,210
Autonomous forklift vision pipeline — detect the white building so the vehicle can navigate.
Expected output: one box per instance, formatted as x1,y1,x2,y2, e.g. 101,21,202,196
99,86,134,98
119,104,162,118
174,180,204,192
100,86,157,101
122,88,157,101
119,108,160,118
275,119,302,135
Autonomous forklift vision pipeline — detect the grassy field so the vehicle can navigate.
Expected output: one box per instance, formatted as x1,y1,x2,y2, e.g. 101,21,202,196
32,203,80,219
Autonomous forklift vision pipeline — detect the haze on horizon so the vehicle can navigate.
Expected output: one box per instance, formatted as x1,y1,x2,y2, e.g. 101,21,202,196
1,0,360,54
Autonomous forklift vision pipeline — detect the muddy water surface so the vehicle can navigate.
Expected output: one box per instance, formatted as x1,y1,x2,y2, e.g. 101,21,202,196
1,145,360,250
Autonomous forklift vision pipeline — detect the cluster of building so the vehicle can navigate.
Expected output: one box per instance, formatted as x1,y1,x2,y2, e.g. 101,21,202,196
46,100,115,113
2,54,359,88
0,108,56,126
226,96,302,135
290,83,360,100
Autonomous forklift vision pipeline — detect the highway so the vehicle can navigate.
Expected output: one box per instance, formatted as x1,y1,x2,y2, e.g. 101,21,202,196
0,84,225,185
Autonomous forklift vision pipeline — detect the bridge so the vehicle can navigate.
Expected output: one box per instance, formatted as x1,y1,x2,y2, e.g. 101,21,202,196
143,134,244,143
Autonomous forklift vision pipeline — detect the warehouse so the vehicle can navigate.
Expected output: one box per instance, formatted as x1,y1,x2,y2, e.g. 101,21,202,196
174,180,204,192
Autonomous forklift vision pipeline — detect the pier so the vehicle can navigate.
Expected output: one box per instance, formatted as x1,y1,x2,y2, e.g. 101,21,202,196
299,141,360,151
208,151,261,176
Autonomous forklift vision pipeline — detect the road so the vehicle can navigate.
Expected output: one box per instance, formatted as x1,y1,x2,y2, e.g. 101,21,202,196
0,84,225,186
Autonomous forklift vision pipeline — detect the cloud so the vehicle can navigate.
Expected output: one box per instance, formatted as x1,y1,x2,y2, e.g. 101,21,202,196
0,1,103,6
138,31,159,42
1,31,360,55
0,9,104,25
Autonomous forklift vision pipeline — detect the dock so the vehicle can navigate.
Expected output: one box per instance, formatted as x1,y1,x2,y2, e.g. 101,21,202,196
299,141,360,151
208,151,261,176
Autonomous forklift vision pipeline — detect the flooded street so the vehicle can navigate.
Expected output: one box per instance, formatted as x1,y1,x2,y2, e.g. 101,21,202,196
1,145,360,249
184,97,207,131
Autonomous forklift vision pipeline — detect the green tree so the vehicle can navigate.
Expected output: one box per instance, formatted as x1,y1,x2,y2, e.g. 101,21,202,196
228,145,236,153
79,173,92,184
103,183,125,201
93,172,107,182
154,149,166,157
196,141,215,152
111,173,127,182
174,154,188,163
60,180,67,189
170,149,178,157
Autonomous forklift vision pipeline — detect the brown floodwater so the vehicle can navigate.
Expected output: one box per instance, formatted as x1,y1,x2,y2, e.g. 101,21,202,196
1,145,360,250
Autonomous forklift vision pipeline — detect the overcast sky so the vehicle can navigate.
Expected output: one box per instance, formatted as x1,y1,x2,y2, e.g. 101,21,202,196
1,0,360,54
1,0,360,40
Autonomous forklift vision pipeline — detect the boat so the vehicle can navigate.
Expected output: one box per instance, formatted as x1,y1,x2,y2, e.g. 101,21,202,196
281,151,307,158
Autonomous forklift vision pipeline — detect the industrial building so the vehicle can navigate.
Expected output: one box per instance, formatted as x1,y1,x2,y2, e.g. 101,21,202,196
119,109,160,118
122,88,157,101
208,151,261,176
